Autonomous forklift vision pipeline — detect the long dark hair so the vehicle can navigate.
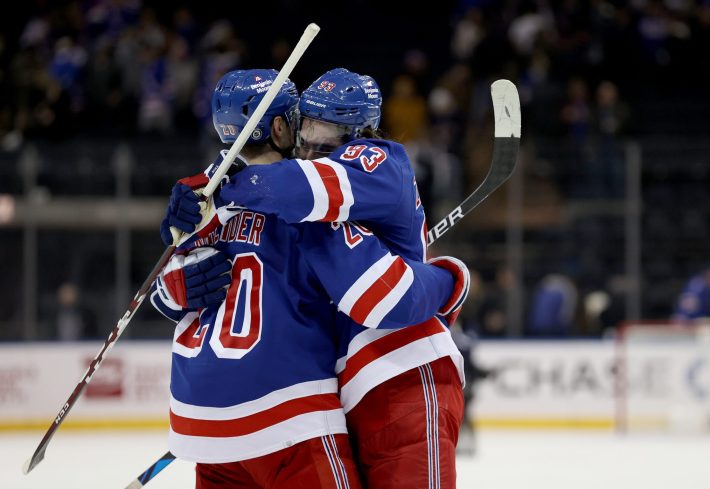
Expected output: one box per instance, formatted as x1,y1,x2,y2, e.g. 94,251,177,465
359,126,391,141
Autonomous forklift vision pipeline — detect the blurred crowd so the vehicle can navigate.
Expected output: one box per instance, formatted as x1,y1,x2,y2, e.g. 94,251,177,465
0,2,244,146
3,1,709,146
2,0,710,340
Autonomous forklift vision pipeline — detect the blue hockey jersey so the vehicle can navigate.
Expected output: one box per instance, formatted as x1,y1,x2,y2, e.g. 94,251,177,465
220,139,465,411
151,174,455,462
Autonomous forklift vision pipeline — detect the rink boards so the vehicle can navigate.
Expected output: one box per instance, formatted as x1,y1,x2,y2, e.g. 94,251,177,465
0,338,707,431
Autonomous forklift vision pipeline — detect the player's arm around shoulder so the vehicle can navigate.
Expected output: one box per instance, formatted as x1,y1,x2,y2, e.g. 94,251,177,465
217,158,314,223
310,139,408,221
219,140,406,224
299,221,469,329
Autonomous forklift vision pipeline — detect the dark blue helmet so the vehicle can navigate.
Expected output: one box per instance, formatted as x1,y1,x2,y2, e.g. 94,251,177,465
212,69,299,144
298,68,382,140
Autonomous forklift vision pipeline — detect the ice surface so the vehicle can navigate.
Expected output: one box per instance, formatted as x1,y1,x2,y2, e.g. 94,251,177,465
2,430,709,489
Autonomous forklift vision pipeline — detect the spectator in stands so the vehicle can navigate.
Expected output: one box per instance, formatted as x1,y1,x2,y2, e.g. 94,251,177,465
527,274,578,337
383,74,427,142
673,269,710,323
49,37,86,108
5,1,710,343
54,282,97,340
560,77,591,143
477,266,518,338
560,77,592,198
507,2,553,57
450,7,485,62
591,80,629,198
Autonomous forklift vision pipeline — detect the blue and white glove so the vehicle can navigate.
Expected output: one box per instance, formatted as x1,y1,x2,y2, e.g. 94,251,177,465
160,154,248,247
160,182,205,246
155,248,232,310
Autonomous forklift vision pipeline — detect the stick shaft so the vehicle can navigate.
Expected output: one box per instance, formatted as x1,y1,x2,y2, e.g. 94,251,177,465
23,22,321,476
23,245,175,474
202,23,320,198
171,23,321,247
427,79,521,245
125,452,177,489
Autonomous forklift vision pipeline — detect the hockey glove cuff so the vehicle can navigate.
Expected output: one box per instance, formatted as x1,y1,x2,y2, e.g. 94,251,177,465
428,256,470,325
156,247,232,309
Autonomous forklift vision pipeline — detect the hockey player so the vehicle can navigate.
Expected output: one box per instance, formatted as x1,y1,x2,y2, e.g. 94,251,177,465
166,68,468,489
153,69,470,489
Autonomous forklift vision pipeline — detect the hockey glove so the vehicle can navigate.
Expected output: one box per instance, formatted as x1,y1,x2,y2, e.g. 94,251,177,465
155,247,232,309
428,256,470,325
160,182,204,245
160,154,249,246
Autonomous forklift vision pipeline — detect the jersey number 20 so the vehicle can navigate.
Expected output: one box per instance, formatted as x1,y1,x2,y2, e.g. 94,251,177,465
174,253,263,359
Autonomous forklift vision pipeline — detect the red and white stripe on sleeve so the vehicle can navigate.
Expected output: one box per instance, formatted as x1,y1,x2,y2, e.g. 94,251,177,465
296,157,354,222
338,252,414,328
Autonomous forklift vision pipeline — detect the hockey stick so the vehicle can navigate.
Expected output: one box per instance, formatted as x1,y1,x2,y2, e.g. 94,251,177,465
125,451,176,489
120,79,521,489
427,79,521,246
22,22,321,476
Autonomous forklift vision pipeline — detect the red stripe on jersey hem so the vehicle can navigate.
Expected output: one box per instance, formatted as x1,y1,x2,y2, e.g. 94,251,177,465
338,318,447,386
312,161,344,222
170,393,341,438
350,257,408,325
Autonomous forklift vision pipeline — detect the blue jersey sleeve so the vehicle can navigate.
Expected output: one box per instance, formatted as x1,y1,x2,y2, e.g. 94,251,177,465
299,222,453,329
219,140,407,224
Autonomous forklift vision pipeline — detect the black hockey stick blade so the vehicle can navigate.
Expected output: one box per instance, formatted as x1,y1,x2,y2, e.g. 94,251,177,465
22,155,254,476
427,79,521,246
22,25,319,475
125,451,177,489
22,245,176,475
